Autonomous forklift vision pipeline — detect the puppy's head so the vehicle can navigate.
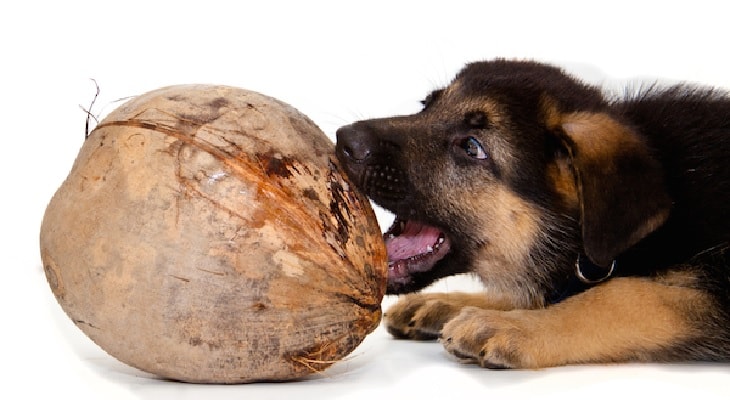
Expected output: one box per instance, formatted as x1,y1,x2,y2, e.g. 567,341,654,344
336,60,670,305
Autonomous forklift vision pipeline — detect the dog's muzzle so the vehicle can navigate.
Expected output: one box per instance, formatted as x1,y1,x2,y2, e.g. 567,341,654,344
335,124,409,206
336,123,454,293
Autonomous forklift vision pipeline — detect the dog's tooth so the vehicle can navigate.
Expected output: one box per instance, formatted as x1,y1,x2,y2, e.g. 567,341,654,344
438,237,445,244
426,245,433,253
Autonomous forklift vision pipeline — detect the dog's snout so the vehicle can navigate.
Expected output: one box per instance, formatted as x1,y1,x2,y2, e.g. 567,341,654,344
335,119,411,208
336,124,376,162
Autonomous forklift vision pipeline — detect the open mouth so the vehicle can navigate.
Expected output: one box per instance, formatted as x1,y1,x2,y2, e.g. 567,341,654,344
385,217,452,288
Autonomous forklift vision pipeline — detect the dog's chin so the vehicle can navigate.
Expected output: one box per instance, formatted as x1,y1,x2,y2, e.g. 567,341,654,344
384,217,456,294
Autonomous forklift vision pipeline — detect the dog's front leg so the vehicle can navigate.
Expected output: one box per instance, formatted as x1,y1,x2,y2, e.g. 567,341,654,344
440,275,714,369
385,292,520,340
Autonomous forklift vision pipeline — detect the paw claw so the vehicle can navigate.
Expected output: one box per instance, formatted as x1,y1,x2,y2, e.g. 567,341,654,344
450,349,478,363
480,360,510,370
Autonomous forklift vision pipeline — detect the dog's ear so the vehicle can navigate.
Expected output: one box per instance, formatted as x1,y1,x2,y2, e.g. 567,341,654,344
551,111,672,268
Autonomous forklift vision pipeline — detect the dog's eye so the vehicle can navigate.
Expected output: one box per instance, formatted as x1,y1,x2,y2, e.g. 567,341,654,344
465,111,489,128
460,136,488,160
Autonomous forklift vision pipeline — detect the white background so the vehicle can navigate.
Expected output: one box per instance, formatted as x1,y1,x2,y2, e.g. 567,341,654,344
3,1,730,398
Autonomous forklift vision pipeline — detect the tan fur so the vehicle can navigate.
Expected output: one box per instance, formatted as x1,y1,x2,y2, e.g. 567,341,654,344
539,94,563,131
443,85,507,128
540,96,581,210
546,159,579,210
470,185,546,308
438,274,710,368
560,112,639,163
653,268,703,287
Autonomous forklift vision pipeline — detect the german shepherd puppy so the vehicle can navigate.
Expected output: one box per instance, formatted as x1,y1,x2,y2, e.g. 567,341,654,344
335,59,730,368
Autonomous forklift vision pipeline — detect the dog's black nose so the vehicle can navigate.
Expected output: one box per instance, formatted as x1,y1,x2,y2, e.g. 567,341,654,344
336,124,376,162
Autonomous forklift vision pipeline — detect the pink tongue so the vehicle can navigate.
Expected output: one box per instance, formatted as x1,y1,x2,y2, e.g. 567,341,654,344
386,221,442,262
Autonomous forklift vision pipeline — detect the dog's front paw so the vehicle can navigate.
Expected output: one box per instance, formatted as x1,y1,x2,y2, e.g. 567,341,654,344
385,293,472,340
440,307,540,369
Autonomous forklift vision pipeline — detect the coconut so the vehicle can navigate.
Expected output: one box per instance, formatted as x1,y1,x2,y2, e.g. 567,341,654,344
39,85,386,383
